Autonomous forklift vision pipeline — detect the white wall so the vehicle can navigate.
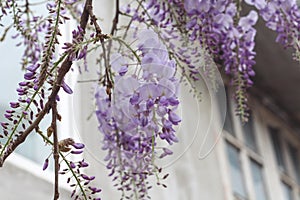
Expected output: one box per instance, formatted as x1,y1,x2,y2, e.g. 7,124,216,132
0,154,71,199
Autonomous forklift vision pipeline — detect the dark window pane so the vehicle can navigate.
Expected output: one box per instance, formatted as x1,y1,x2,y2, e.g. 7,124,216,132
242,114,258,153
250,159,268,200
226,142,247,198
269,127,287,172
282,182,293,200
288,144,300,184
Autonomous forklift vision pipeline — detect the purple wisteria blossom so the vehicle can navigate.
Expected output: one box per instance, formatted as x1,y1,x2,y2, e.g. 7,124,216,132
62,25,93,73
124,0,295,120
129,0,260,121
257,0,300,50
95,29,180,199
54,139,101,200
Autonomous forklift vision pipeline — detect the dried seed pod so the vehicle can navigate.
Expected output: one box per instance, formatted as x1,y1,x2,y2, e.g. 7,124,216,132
47,126,53,137
58,138,75,152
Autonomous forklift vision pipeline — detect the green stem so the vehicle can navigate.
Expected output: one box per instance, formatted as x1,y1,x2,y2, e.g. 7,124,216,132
37,131,88,200
111,37,141,63
0,53,67,158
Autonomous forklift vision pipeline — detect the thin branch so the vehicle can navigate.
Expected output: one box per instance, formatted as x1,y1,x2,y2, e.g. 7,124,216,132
0,0,93,167
25,0,29,13
52,102,59,200
106,0,120,99
87,4,113,100
110,0,119,36
36,131,89,200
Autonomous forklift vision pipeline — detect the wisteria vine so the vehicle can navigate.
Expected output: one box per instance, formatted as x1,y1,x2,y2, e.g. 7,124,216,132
0,0,299,200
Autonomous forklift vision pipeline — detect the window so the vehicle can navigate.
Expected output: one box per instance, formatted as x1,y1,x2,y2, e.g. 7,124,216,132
267,126,300,200
269,127,287,172
226,142,248,199
250,159,268,200
288,144,300,184
219,87,300,200
242,114,258,153
282,182,294,200
221,89,271,200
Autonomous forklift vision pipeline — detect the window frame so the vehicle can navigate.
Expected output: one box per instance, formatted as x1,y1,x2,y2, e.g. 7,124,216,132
252,100,300,200
220,89,270,200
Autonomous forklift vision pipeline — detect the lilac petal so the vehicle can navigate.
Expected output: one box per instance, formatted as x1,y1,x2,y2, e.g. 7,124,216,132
26,98,31,104
88,186,102,194
79,160,89,167
10,102,20,108
62,81,73,94
1,122,8,128
81,174,90,180
157,106,167,116
26,64,40,72
24,72,35,80
141,117,148,127
238,10,258,31
77,46,87,59
70,162,76,169
43,158,49,170
159,96,168,106
248,69,255,76
129,93,140,105
6,110,15,113
118,66,128,76
159,148,173,158
110,53,125,72
4,113,12,119
19,82,28,87
168,111,181,125
163,147,173,155
168,97,179,106
71,150,83,154
33,84,39,91
72,143,85,149
139,83,159,100
115,77,140,96
146,98,154,109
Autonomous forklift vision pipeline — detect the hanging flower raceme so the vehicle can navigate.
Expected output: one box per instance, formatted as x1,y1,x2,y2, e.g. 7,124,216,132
62,25,91,73
95,29,180,199
250,0,300,60
0,0,79,168
42,138,102,200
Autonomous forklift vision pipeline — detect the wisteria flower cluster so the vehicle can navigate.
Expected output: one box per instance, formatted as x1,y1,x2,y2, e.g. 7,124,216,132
95,29,180,199
0,0,75,159
144,0,258,121
256,0,300,60
125,0,300,122
58,139,102,200
62,25,89,73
